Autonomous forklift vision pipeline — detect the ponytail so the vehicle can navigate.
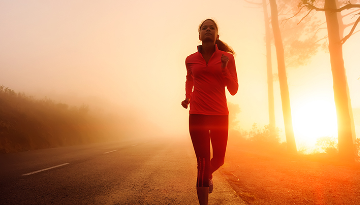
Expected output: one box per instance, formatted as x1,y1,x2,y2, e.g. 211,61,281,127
216,39,235,55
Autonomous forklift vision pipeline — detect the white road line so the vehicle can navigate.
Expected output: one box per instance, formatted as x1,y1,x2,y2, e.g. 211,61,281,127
104,150,117,154
22,163,69,176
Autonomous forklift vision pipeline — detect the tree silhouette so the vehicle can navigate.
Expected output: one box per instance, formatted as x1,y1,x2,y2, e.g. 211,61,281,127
263,0,277,134
244,0,277,140
268,0,297,153
300,0,359,160
245,0,276,134
244,0,323,154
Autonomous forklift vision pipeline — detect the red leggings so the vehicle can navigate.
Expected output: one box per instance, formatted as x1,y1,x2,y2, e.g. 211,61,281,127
189,114,228,187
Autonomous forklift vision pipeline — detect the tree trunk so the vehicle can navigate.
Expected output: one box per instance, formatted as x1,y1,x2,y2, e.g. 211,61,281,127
324,0,355,160
268,0,297,153
262,0,276,133
335,0,357,146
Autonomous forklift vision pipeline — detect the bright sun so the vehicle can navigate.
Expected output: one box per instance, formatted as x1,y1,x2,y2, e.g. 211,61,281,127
292,99,338,152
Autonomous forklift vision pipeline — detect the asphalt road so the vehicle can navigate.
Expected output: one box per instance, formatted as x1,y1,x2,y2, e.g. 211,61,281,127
0,136,245,205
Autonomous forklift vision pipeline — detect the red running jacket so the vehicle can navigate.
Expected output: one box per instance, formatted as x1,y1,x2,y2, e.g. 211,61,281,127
185,45,238,115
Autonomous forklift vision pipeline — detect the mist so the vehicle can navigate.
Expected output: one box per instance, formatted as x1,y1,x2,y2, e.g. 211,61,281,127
1,0,360,150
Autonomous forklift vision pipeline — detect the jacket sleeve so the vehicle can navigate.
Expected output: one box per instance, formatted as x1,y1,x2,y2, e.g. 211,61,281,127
185,59,194,100
222,55,238,95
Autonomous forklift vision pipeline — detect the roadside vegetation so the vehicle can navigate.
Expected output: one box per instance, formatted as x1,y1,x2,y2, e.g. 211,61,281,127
227,102,360,161
231,124,360,161
0,85,130,153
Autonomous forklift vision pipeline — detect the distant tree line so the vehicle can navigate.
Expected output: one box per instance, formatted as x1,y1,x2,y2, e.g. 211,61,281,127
0,85,125,153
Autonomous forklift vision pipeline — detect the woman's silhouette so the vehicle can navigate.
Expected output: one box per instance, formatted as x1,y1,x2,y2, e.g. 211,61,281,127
181,19,238,205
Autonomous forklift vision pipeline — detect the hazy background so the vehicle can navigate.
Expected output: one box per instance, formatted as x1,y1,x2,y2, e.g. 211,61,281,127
1,0,359,150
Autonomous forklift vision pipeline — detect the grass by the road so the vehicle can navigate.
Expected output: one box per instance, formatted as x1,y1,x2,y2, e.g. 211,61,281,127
221,142,360,204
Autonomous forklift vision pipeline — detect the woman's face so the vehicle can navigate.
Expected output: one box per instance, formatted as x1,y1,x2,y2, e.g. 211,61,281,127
199,20,219,43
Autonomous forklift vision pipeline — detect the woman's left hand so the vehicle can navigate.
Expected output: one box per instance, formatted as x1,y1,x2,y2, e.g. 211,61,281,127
221,54,229,68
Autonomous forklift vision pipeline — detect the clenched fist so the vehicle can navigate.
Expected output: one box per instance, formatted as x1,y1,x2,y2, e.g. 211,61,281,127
221,54,229,68
181,98,190,109
221,54,229,77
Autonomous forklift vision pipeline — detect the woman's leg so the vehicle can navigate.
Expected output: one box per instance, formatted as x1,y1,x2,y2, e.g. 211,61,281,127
196,187,209,205
189,114,210,204
189,114,211,187
209,115,229,179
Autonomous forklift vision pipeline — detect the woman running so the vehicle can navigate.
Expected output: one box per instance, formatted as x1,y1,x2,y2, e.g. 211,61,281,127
181,18,238,205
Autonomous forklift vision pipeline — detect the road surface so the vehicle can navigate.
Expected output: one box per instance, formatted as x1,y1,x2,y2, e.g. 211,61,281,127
0,136,245,204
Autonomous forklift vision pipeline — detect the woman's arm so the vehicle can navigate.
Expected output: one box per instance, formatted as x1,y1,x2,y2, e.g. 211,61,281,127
182,59,193,108
222,55,238,95
185,60,194,99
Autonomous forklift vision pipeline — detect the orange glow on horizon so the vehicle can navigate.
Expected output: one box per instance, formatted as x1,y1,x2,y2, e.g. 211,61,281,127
292,98,338,152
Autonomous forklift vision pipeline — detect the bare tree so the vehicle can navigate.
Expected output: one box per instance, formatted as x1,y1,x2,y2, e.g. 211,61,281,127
244,0,321,153
300,0,360,160
268,0,297,154
245,0,276,133
245,0,326,153
262,0,277,133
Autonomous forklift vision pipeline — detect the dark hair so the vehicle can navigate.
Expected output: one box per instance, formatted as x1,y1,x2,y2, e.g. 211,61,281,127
198,19,235,55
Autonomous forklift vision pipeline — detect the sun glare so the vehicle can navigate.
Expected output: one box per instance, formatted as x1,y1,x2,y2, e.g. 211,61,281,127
292,99,338,152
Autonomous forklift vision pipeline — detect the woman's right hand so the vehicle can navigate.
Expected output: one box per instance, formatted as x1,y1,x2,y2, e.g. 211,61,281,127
181,98,190,109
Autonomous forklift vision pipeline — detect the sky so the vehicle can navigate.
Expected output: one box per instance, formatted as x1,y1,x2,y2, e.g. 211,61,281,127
1,0,359,151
